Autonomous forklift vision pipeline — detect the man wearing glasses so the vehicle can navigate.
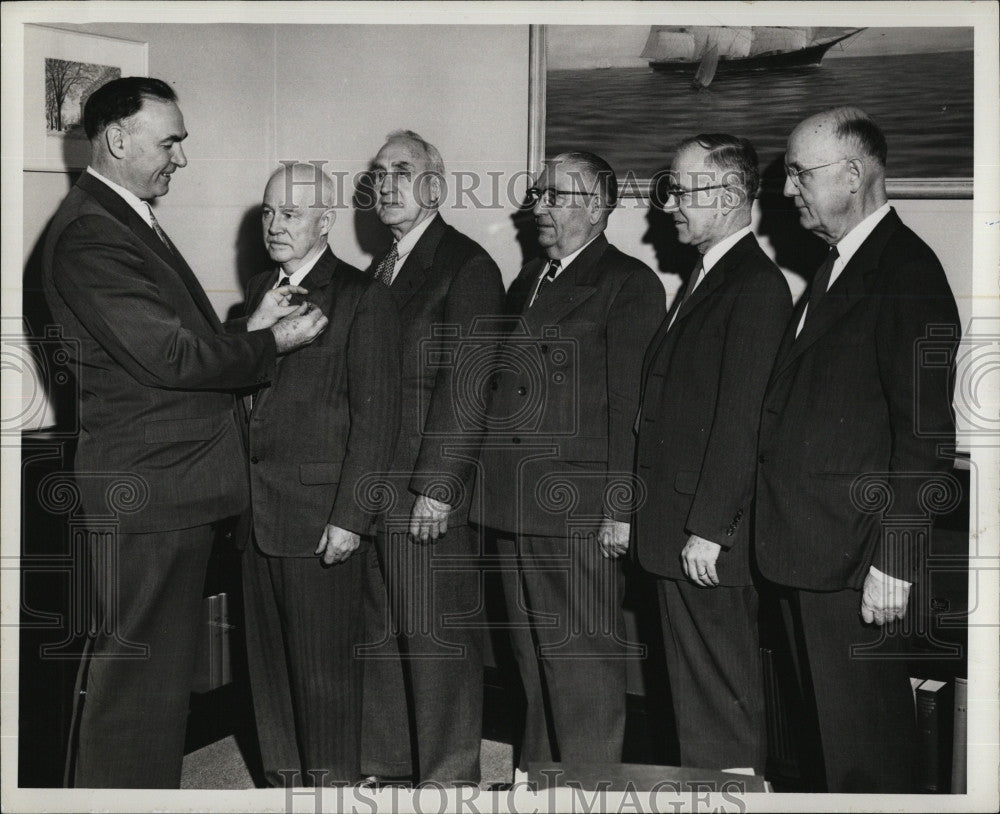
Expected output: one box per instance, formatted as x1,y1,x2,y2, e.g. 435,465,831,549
474,151,664,767
632,134,791,774
755,107,959,791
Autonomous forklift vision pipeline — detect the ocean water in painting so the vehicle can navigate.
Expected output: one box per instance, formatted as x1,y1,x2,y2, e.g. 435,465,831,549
546,51,973,179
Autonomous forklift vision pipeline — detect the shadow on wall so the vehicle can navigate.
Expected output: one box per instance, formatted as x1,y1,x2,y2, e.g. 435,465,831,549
22,171,80,434
225,206,274,323
352,167,391,269
755,156,826,290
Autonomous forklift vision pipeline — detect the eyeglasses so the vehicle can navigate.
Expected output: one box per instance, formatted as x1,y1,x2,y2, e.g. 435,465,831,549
783,157,858,187
525,187,598,207
662,183,728,202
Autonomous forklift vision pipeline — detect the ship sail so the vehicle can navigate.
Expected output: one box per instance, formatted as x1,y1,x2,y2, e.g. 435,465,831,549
641,25,864,76
640,27,697,61
692,44,720,88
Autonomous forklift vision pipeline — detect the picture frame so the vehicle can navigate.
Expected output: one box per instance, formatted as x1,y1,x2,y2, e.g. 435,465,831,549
23,24,148,173
529,24,973,200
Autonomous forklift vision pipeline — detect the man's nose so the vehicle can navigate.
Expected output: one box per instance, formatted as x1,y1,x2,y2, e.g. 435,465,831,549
782,174,797,198
171,143,187,168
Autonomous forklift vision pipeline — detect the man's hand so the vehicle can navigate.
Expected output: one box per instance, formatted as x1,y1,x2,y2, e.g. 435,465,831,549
598,517,630,559
271,302,327,353
315,524,361,565
681,534,722,587
247,284,310,331
409,494,451,543
860,568,912,625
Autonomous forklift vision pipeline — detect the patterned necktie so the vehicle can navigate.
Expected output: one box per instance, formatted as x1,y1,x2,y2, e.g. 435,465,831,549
667,257,703,330
374,242,399,286
144,203,178,256
529,258,561,307
807,245,840,319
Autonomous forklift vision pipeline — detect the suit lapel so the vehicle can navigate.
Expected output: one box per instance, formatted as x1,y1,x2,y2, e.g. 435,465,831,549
524,234,605,327
772,209,900,378
387,213,447,310
642,232,754,381
77,172,222,332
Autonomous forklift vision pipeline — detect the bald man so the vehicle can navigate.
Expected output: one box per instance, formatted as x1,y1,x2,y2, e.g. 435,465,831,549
755,108,959,792
240,163,401,786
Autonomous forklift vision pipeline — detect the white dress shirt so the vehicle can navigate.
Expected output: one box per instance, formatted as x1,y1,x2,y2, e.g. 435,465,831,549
386,213,437,284
87,166,158,229
795,203,891,337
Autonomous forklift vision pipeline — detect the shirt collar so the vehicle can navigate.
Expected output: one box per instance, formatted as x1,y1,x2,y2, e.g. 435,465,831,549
702,225,753,274
86,166,153,225
395,211,437,259
276,244,327,287
833,203,891,266
547,233,601,278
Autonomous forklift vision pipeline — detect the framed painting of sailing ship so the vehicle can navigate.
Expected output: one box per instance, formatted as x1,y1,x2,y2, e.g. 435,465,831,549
530,24,973,198
23,25,148,172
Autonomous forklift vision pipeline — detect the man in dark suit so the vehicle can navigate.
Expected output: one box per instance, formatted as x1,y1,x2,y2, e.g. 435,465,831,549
41,78,326,788
473,151,665,766
632,134,791,773
238,163,401,786
361,130,505,784
755,107,960,792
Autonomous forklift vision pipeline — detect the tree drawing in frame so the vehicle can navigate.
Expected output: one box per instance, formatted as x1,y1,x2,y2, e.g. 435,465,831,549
45,58,120,139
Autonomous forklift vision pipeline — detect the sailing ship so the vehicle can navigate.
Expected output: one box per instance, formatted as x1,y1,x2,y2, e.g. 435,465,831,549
641,26,864,87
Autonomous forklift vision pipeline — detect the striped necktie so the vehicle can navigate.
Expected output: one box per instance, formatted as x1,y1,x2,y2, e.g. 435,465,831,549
374,242,399,286
144,203,178,256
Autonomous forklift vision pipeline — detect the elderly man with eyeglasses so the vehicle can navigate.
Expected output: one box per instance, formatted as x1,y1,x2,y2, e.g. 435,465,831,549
473,150,664,768
754,107,960,792
631,133,792,775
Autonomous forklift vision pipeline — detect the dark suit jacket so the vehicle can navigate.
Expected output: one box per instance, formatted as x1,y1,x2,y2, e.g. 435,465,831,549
381,213,505,526
41,171,277,533
244,248,401,556
473,234,666,537
633,233,792,586
755,209,960,590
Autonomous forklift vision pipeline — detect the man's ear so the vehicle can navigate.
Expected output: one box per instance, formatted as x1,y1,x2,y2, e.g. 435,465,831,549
588,194,605,225
105,123,128,159
319,208,336,236
845,157,865,193
721,185,742,211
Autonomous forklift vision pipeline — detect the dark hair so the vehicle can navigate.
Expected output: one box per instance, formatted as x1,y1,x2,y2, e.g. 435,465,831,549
835,113,888,167
552,150,618,211
83,76,177,140
678,133,760,204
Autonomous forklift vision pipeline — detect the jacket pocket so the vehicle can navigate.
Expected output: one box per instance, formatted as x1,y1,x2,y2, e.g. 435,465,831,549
299,461,343,485
143,417,214,444
673,470,700,495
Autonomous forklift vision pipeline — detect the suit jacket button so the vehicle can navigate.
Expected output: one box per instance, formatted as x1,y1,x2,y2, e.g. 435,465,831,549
512,437,521,445
758,454,766,464
517,386,527,396
251,456,260,464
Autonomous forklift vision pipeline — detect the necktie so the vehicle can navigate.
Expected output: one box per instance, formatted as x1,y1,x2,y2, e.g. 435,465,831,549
144,203,178,255
276,275,291,289
374,242,399,286
807,245,840,318
667,257,703,331
529,258,561,307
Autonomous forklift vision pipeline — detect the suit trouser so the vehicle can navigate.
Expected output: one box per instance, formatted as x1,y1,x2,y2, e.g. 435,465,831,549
363,524,484,784
67,523,215,788
242,536,365,786
775,584,917,792
657,578,767,773
496,531,628,767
